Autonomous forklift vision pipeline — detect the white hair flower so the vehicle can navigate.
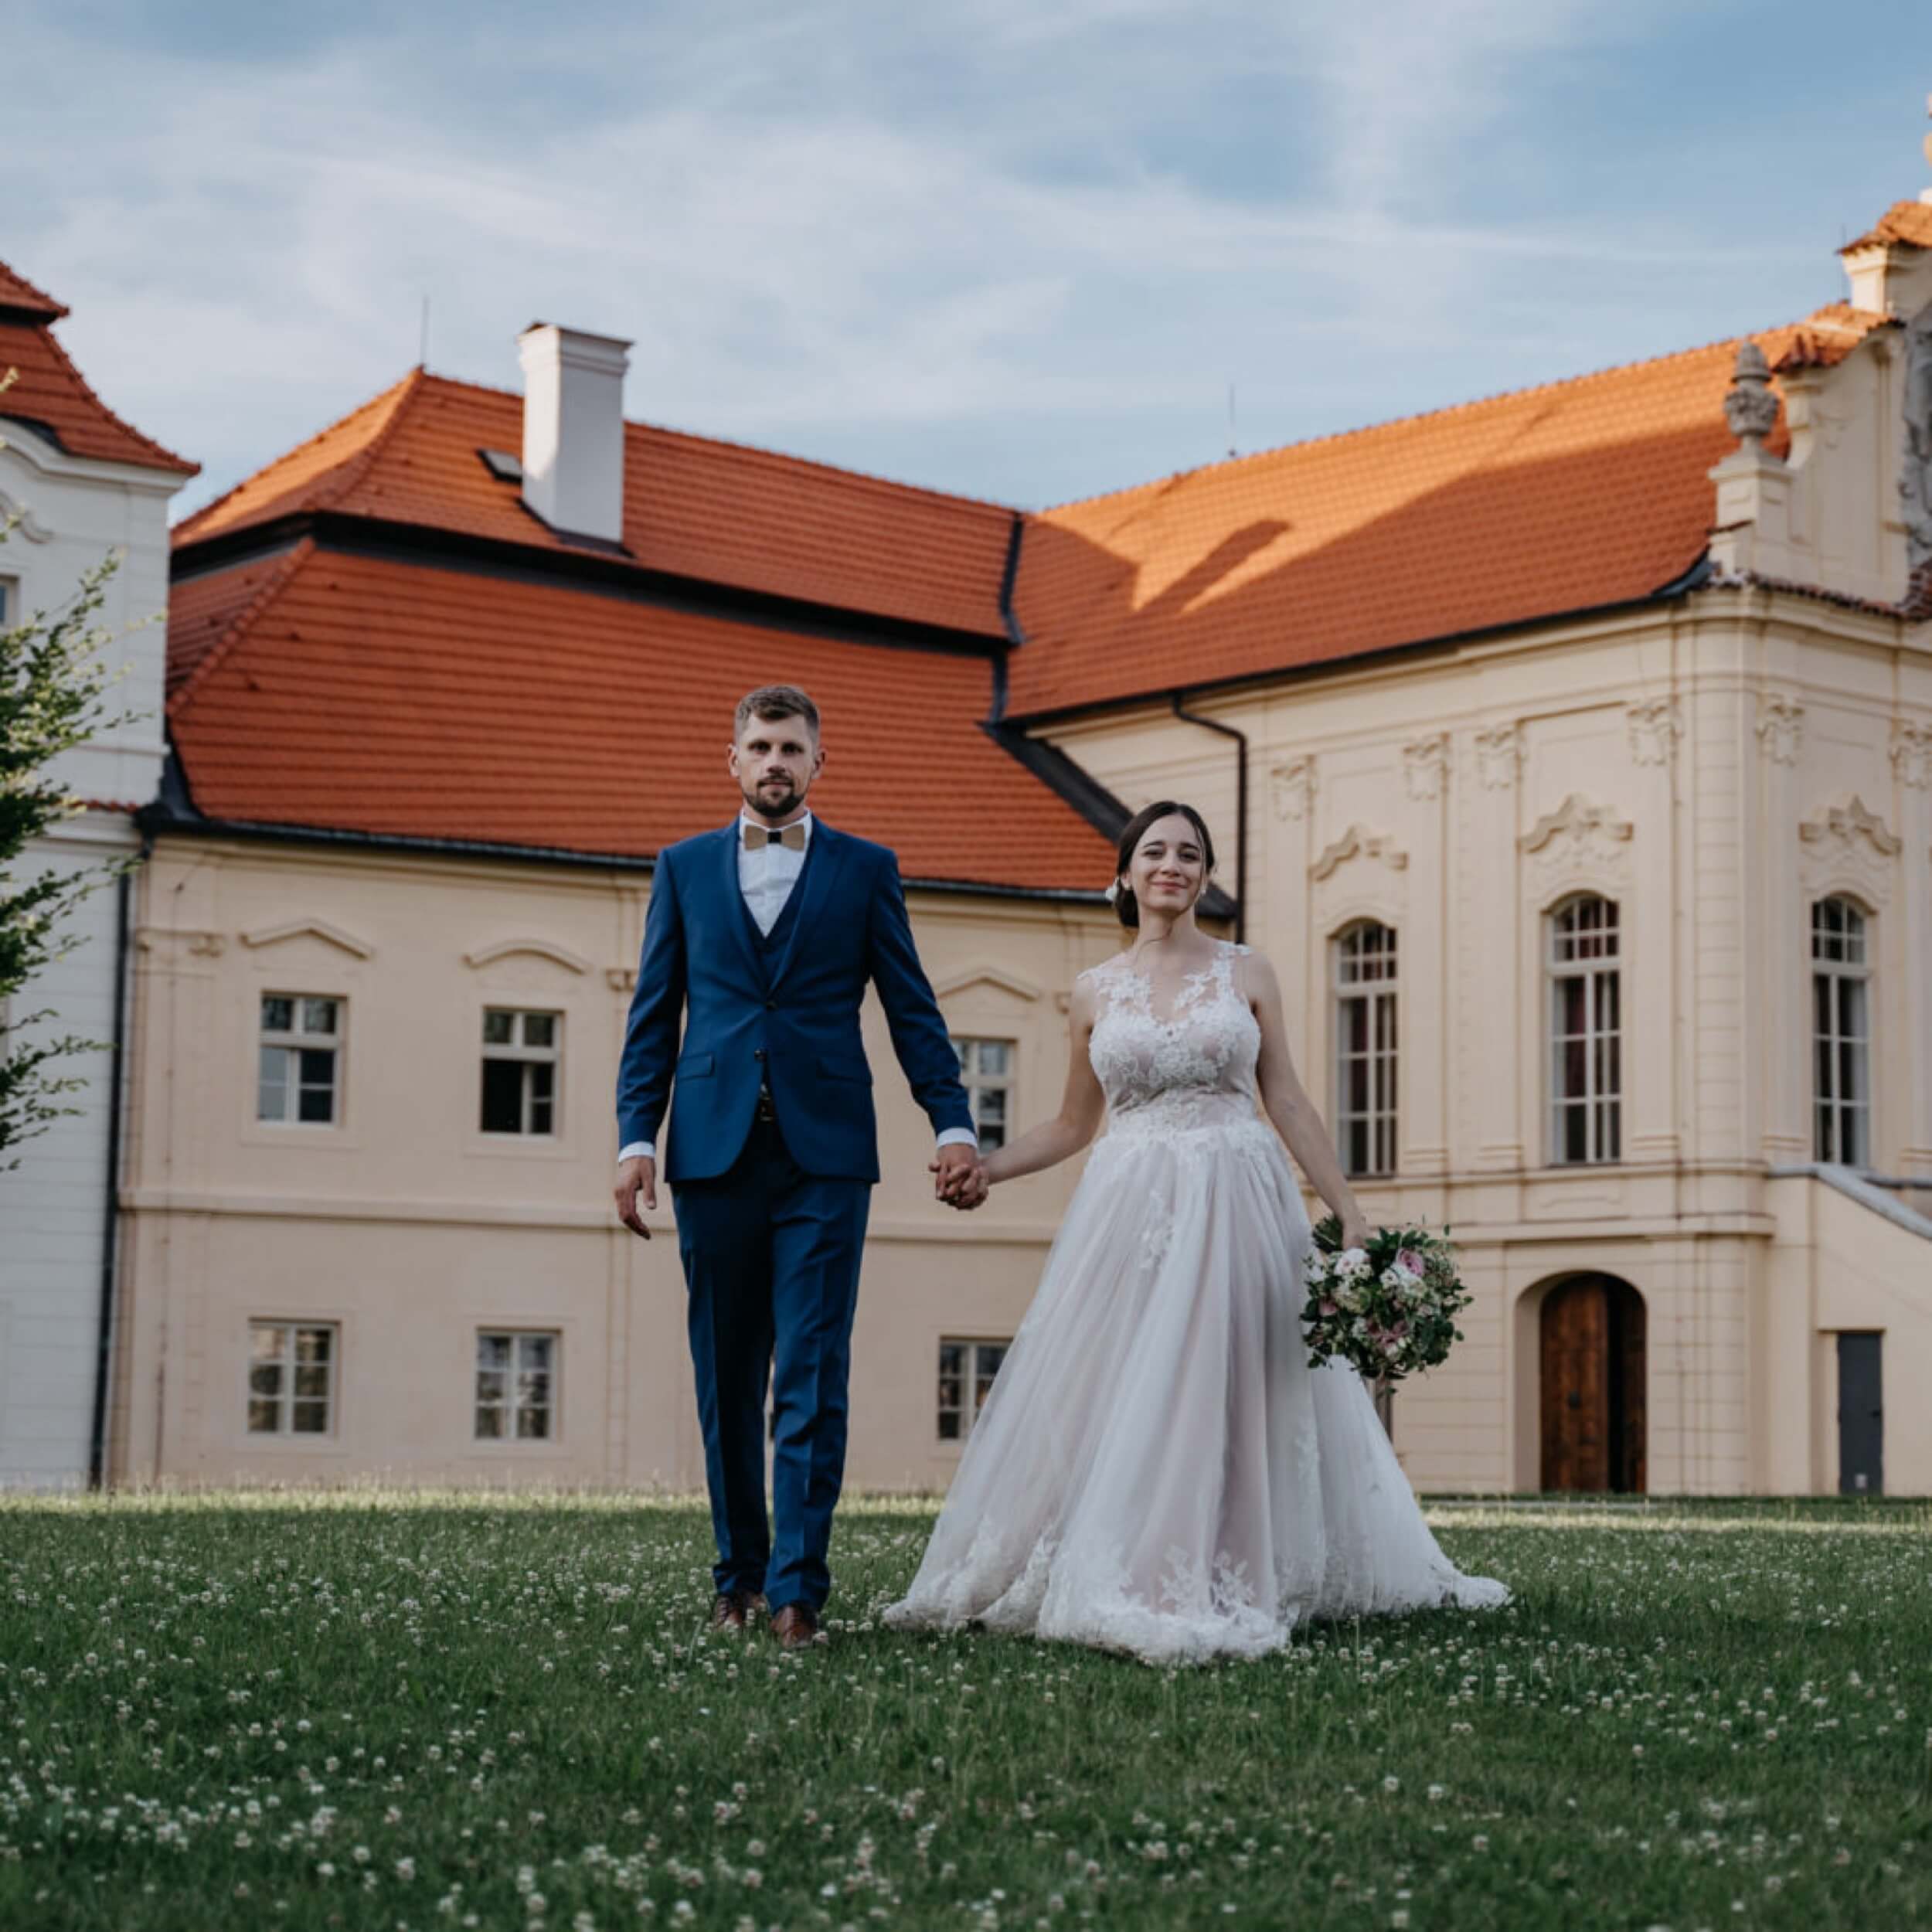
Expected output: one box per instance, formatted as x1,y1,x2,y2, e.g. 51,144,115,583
1104,879,1122,903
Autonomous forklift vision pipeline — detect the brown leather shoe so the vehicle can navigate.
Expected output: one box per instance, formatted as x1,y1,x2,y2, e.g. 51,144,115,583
709,1590,767,1632
770,1604,824,1651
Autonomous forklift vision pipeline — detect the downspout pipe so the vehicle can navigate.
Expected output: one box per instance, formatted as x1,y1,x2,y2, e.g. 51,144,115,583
1169,694,1248,944
87,831,142,1489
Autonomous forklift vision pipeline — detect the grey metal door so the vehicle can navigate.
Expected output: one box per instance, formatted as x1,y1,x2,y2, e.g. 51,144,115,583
1836,1332,1883,1496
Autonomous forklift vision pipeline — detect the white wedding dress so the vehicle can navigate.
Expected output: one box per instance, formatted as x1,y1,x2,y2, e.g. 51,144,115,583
883,939,1509,1665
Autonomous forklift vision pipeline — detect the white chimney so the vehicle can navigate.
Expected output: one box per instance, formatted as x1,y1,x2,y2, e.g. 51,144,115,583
516,322,632,545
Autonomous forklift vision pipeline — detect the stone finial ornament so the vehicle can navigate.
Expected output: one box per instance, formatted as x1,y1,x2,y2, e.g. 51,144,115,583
1723,341,1780,449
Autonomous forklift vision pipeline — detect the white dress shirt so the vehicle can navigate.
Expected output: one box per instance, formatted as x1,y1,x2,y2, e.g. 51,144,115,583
619,809,978,1164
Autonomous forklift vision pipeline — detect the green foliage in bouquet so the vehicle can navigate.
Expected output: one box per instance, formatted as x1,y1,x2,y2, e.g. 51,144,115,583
1301,1212,1475,1395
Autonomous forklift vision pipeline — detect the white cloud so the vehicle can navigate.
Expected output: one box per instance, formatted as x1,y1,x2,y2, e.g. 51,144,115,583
0,1,1846,514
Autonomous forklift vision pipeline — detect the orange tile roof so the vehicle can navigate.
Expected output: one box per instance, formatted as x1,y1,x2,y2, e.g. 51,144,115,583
1840,199,1932,252
1005,308,1889,718
0,260,196,474
168,543,314,700
175,369,1015,640
165,546,1114,892
0,260,66,320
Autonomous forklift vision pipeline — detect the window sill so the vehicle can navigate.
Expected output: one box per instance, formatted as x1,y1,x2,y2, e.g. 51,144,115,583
240,1123,362,1152
465,1135,579,1162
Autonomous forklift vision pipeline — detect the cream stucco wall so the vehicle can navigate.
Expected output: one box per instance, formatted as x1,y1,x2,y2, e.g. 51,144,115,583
1036,580,1932,1495
110,835,1121,1492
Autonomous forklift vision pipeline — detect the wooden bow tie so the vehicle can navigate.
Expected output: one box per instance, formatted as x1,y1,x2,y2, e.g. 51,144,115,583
743,821,807,851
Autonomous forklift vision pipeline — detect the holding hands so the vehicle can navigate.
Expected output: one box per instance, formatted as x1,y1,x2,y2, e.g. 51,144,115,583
931,1143,991,1211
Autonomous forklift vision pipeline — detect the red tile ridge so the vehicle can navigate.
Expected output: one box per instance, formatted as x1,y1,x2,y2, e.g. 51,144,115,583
0,259,67,320
417,368,1022,518
168,539,316,718
1036,316,1832,518
6,323,199,474
1838,199,1932,253
173,368,426,542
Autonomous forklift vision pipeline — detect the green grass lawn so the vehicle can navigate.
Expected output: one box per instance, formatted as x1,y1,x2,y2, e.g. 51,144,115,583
1,1492,1927,1931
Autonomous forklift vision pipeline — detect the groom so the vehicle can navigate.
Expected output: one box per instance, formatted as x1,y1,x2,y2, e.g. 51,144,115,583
614,685,988,1651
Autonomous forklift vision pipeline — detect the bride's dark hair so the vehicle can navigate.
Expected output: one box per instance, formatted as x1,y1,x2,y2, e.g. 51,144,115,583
1112,801,1216,929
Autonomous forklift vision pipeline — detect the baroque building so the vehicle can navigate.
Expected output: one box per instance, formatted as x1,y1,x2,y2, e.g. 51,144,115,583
0,260,197,1487
106,179,1932,1498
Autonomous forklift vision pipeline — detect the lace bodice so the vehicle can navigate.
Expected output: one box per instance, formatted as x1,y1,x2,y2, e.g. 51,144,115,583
1083,939,1264,1144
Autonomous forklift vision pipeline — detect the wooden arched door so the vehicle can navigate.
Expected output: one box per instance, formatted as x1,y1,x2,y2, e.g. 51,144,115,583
1539,1274,1646,1492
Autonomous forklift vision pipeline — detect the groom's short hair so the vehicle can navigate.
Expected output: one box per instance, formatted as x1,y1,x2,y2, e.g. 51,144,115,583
735,685,821,740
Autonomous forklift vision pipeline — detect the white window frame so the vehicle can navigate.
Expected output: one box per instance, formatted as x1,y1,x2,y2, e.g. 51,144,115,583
1811,896,1872,1168
257,993,344,1126
480,1008,562,1138
1332,920,1399,1177
937,1336,1008,1443
247,1320,338,1436
1548,894,1621,1164
474,1329,560,1441
950,1036,1015,1151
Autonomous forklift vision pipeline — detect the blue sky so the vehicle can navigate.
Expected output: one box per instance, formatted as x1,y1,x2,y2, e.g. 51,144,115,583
7,1,1932,518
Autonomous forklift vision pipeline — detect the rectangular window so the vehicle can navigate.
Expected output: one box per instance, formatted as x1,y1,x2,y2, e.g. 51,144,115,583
951,1037,1014,1151
258,995,342,1125
937,1337,1008,1441
1334,923,1398,1177
1811,899,1871,1168
475,1330,557,1440
0,578,14,629
247,1321,337,1435
1549,898,1621,1163
480,1009,561,1136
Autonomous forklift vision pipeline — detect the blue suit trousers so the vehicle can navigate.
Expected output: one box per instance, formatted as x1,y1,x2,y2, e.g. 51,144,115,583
673,1113,872,1614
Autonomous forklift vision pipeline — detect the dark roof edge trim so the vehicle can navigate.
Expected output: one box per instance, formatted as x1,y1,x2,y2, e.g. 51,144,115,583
999,571,1716,733
172,508,1010,659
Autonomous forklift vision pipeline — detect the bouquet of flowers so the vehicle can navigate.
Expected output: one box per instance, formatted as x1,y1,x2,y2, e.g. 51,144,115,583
1300,1212,1474,1400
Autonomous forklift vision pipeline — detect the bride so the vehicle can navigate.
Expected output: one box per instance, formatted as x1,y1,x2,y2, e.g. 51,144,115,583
885,800,1509,1664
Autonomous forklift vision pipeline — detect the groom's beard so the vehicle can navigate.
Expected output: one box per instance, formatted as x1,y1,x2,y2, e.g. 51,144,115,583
744,777,804,822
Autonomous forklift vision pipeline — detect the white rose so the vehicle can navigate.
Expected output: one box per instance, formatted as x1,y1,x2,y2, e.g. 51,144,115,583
1338,1247,1371,1279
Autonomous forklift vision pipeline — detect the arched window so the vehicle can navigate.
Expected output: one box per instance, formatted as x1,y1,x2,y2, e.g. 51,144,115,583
1332,920,1398,1176
1811,896,1871,1167
1549,895,1621,1164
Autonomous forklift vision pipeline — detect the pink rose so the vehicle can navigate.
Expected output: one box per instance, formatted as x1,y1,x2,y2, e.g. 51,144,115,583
1396,1248,1423,1274
1318,1299,1338,1317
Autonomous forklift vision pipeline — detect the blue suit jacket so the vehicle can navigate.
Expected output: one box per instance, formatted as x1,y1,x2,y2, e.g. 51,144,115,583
616,820,975,1184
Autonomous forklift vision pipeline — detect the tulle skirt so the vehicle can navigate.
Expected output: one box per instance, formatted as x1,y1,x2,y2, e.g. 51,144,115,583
882,1117,1510,1664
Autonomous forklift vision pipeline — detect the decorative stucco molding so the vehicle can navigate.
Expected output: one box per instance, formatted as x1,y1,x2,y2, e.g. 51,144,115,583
135,927,226,958
1626,697,1682,767
1402,732,1450,801
930,965,1043,1003
1755,691,1805,764
606,967,636,993
1889,720,1932,788
1901,297,1932,576
463,938,590,975
1519,794,1634,875
1311,824,1409,882
0,485,53,543
1798,794,1902,860
1723,340,1781,450
1269,755,1317,821
1472,721,1524,790
240,919,374,960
